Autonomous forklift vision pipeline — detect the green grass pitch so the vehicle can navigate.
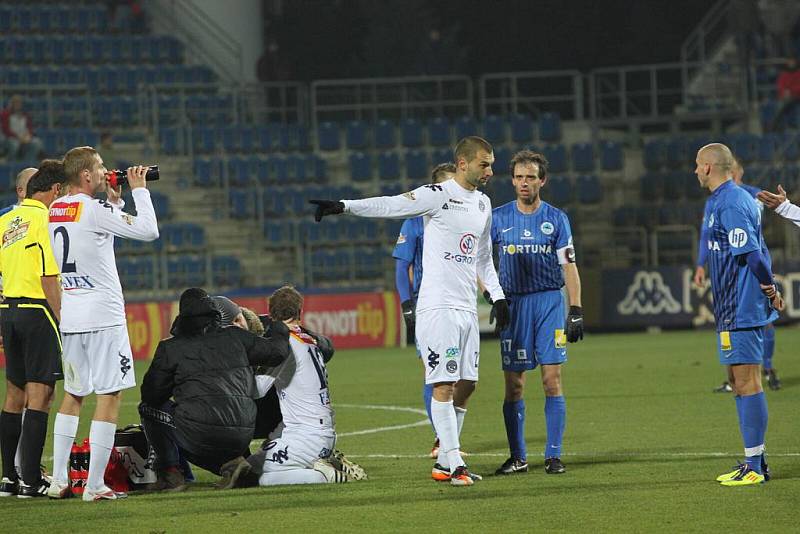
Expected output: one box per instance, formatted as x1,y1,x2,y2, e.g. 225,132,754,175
1,328,798,533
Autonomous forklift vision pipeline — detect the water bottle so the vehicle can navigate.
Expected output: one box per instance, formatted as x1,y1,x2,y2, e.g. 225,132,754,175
106,165,160,188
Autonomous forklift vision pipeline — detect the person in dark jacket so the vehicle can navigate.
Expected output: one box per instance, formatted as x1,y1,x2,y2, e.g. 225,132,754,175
138,288,290,491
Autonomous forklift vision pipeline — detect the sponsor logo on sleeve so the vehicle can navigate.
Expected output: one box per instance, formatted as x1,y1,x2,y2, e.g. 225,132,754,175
396,233,406,244
728,228,748,248
49,202,83,223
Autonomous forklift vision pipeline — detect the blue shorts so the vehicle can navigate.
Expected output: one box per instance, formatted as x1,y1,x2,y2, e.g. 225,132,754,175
717,327,764,365
500,290,567,372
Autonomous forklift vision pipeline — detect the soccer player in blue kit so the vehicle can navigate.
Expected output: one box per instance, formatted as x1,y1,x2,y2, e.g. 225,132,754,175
393,162,456,458
695,143,784,486
490,150,583,476
695,156,780,392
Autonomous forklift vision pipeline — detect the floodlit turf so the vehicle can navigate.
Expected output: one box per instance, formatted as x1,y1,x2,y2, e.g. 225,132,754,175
1,327,799,532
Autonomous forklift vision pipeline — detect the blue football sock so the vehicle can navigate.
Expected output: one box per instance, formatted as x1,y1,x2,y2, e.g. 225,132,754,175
739,392,768,474
544,396,566,459
502,400,526,460
423,381,434,434
763,326,775,371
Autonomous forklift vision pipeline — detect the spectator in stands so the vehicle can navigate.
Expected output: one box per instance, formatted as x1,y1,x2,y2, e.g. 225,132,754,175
770,57,800,130
256,41,291,81
1,96,42,162
138,287,290,491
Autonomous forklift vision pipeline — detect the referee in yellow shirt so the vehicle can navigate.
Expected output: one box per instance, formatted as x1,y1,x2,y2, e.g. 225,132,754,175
0,160,64,498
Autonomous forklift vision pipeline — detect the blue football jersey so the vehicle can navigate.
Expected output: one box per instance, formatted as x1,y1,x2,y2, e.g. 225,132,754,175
705,180,778,331
698,182,768,267
491,201,573,295
392,216,425,298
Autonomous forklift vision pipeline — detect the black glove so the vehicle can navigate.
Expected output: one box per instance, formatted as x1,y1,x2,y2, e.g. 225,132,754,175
401,299,415,341
565,305,584,343
309,199,344,222
482,290,493,305
490,298,510,332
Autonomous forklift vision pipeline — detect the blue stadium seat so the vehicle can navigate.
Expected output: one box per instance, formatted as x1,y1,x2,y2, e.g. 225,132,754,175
539,112,561,142
571,143,595,172
643,139,666,170
193,157,218,187
318,121,340,151
212,256,241,286
665,137,691,169
482,115,506,144
430,148,451,168
778,133,799,161
378,152,400,181
427,117,451,147
640,172,665,201
227,156,252,187
349,152,373,182
576,175,603,204
268,155,289,183
221,127,241,153
758,134,778,163
731,133,758,163
374,119,396,148
600,141,624,171
405,150,429,180
542,144,567,173
401,118,424,147
355,246,383,279
150,191,171,220
229,190,253,219
510,114,534,143
264,220,294,244
454,116,478,140
193,126,217,154
493,146,511,177
547,175,572,205
346,120,369,150
662,171,685,200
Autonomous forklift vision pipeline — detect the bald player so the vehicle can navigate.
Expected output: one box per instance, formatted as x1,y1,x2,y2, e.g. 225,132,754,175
695,143,782,487
0,167,36,217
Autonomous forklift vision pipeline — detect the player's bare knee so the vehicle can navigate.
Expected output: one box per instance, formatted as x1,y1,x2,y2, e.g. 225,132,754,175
24,382,55,411
3,381,26,411
432,382,455,401
503,373,525,401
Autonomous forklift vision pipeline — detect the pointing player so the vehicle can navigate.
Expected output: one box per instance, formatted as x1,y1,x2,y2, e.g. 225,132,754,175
311,136,510,486
490,150,583,476
47,147,159,500
393,162,455,458
695,143,781,486
695,156,780,392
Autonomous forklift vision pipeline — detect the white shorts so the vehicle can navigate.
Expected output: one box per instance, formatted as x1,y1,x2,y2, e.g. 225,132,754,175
261,428,336,475
416,308,480,385
61,325,136,396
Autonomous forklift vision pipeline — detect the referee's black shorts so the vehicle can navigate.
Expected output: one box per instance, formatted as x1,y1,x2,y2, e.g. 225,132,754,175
0,297,62,388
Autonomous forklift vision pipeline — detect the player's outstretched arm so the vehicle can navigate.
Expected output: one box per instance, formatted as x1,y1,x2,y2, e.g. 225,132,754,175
312,185,444,222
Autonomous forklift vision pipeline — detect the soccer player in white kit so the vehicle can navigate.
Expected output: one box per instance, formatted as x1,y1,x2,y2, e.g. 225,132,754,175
311,136,510,486
258,286,347,485
46,147,159,500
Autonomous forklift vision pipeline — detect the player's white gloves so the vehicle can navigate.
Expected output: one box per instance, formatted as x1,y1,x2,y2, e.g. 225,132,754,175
566,306,584,342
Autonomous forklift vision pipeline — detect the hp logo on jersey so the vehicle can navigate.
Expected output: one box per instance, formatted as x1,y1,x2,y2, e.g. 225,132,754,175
728,228,748,248
459,233,477,254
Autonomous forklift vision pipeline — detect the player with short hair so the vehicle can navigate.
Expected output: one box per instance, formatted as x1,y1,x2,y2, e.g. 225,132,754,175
0,167,36,217
0,162,64,498
393,162,456,458
311,136,510,486
47,147,159,501
695,143,782,486
695,156,780,392
490,150,583,476
256,286,349,485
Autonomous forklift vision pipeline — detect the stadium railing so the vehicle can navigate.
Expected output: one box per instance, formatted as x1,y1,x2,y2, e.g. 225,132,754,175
478,70,584,121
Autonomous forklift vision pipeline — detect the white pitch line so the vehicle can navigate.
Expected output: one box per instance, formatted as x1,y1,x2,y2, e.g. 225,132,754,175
333,403,430,437
343,452,800,459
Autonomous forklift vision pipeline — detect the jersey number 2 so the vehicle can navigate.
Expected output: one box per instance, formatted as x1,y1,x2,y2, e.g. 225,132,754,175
53,226,77,273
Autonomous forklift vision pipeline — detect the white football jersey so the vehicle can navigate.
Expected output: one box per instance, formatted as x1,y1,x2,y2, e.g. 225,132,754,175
269,326,335,432
48,188,159,332
343,179,504,313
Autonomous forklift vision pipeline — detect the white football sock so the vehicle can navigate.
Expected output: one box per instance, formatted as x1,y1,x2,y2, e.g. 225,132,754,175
14,408,26,476
52,413,79,482
259,469,326,485
87,421,116,491
455,406,467,437
431,398,463,470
